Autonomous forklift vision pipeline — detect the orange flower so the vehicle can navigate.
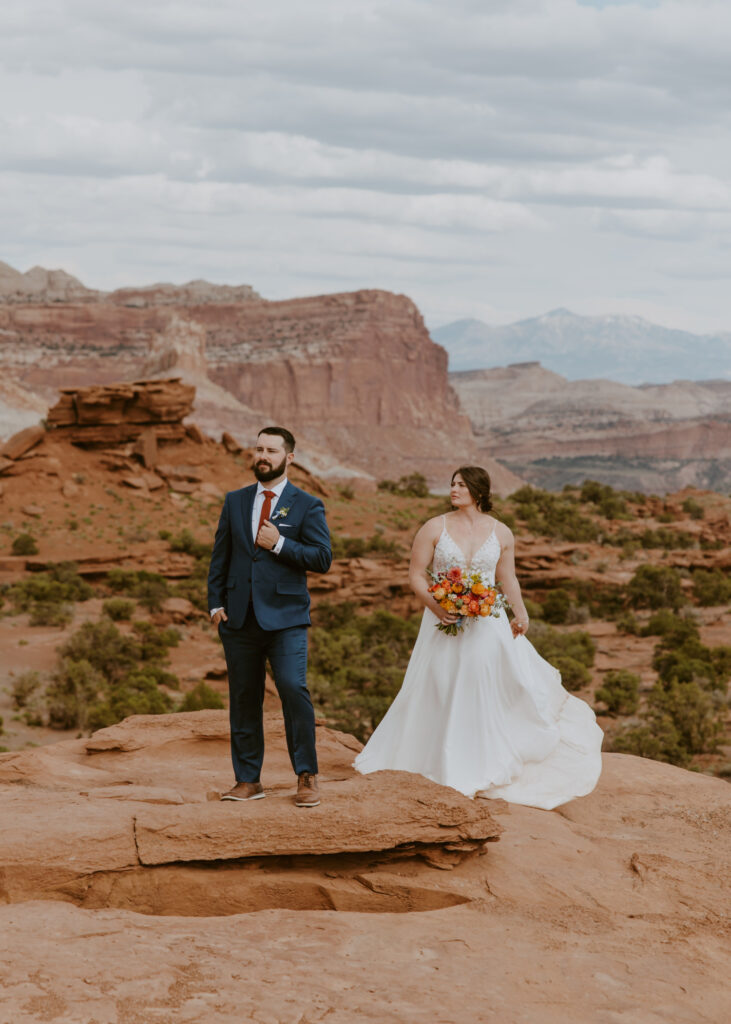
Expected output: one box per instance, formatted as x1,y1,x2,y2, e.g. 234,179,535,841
471,583,486,595
479,604,491,616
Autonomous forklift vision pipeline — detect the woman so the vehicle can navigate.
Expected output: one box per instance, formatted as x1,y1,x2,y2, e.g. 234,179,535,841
354,467,603,810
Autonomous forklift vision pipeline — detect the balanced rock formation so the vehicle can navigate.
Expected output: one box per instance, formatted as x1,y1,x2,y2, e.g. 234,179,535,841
0,709,728,1022
46,378,195,446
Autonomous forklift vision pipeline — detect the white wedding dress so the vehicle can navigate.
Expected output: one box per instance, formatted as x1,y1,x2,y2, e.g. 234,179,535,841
354,520,603,810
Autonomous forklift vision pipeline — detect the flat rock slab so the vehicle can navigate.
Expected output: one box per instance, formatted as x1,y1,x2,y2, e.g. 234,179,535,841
134,771,502,864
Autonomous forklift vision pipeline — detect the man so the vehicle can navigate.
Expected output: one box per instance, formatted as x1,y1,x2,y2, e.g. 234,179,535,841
208,426,332,807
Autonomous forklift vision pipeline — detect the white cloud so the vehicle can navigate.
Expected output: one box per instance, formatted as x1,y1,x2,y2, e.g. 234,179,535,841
1,0,730,332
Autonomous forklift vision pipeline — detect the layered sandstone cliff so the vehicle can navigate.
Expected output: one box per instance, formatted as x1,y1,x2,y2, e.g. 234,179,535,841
0,264,520,492
452,362,731,492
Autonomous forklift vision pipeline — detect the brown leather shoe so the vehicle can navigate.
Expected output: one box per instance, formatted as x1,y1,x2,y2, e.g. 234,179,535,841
295,772,320,807
221,782,265,802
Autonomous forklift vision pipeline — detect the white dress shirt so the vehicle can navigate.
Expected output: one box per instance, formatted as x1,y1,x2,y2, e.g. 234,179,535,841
209,477,288,617
251,477,288,555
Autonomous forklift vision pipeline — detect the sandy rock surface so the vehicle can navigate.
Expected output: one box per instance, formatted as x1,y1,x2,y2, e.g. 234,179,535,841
0,711,729,1023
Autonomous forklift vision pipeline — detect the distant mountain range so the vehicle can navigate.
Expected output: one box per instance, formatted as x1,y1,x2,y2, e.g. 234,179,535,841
431,309,731,386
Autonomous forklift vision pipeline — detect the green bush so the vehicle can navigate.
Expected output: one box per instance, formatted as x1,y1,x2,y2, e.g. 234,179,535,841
638,528,695,550
652,627,730,692
107,569,170,611
308,602,420,741
580,480,629,519
641,610,697,638
510,486,599,542
178,682,225,712
627,564,683,610
681,497,704,520
552,655,592,691
29,601,73,627
168,529,212,560
59,620,140,683
541,589,572,625
10,670,42,709
595,670,640,715
330,532,403,560
86,672,174,732
102,598,135,621
9,563,92,613
45,658,106,730
691,569,731,607
529,623,596,669
378,473,430,498
131,620,180,661
12,533,38,556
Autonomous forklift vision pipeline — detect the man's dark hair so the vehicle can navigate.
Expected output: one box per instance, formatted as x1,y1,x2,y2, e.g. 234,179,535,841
451,466,493,513
258,426,296,454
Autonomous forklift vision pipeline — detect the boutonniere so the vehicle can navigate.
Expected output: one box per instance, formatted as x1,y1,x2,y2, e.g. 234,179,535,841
272,506,290,522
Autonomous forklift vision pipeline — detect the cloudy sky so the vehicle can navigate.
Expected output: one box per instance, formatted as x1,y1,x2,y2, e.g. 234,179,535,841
1,0,730,333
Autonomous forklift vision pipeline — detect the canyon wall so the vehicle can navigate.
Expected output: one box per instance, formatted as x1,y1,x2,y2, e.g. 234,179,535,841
451,362,731,493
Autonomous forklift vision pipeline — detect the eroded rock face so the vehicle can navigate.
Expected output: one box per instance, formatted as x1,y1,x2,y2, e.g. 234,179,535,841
452,363,731,493
0,710,501,909
0,713,728,1023
46,378,195,445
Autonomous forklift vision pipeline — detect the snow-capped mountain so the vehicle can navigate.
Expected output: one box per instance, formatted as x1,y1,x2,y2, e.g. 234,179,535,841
431,309,731,385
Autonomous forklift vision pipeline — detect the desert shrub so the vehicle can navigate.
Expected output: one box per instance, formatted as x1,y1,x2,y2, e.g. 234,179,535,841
86,671,174,732
652,628,730,692
10,670,42,709
102,597,135,621
540,589,572,625
615,612,640,635
168,529,212,560
627,564,683,610
59,620,139,682
681,497,704,520
579,480,629,519
131,620,180,661
595,670,640,715
45,658,106,730
529,622,596,669
178,682,225,712
330,532,402,560
641,610,698,639
107,569,170,611
9,563,92,612
337,484,355,501
29,601,73,627
638,528,695,550
378,473,430,498
552,655,592,691
12,533,38,556
510,486,599,542
308,602,420,741
691,568,731,607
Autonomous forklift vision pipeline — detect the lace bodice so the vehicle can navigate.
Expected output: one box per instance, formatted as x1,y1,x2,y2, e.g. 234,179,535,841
432,518,501,583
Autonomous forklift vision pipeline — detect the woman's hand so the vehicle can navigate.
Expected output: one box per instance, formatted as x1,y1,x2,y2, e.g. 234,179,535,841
511,617,529,638
432,599,460,626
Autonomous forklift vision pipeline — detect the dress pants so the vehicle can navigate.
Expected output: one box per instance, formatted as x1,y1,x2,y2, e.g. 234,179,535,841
219,604,318,781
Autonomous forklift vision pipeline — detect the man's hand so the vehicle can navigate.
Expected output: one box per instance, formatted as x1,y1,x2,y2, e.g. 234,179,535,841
211,609,228,626
256,519,281,550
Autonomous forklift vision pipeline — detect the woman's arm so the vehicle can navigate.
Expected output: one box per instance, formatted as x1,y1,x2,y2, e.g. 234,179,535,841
495,525,530,638
409,519,459,626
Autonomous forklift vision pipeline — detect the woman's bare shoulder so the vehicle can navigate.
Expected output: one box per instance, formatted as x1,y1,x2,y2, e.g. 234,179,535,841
492,517,515,545
415,515,446,539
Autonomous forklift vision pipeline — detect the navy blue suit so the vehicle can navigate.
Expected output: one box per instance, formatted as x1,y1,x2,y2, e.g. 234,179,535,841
207,481,332,781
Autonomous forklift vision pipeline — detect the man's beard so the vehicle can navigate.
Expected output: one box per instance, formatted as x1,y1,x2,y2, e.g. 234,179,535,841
253,455,288,482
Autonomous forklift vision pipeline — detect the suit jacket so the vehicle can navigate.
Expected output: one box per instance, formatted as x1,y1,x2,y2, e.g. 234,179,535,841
207,481,332,631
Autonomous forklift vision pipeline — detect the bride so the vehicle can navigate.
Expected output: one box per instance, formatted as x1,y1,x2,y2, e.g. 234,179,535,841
354,466,603,810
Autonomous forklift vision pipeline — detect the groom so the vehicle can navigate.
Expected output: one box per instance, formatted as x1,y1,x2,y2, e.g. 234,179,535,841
208,426,332,807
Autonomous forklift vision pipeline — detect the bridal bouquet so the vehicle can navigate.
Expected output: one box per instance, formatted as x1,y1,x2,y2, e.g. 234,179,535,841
428,565,508,636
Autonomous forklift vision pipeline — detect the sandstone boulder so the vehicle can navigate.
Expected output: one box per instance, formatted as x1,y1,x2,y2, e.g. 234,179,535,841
0,423,45,459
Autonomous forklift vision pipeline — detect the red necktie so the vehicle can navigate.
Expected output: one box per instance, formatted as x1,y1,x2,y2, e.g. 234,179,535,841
255,490,276,547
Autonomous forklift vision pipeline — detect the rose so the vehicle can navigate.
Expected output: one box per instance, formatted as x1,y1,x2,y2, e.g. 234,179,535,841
468,600,480,614
433,587,446,601
479,604,491,616
446,567,462,582
471,583,486,595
